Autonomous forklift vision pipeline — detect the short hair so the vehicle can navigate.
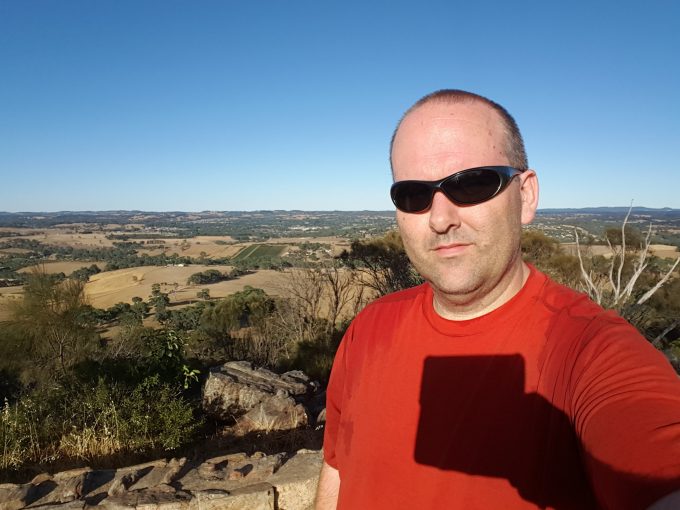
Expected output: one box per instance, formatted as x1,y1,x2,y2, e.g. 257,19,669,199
389,89,528,174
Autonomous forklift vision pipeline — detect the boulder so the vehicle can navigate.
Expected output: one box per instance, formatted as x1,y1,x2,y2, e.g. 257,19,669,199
232,394,308,436
202,361,315,428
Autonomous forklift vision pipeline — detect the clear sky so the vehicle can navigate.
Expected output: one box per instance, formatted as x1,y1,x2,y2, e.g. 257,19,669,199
1,0,678,212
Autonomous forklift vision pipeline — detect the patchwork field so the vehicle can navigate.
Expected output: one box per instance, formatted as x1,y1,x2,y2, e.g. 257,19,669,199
231,244,286,262
139,236,240,258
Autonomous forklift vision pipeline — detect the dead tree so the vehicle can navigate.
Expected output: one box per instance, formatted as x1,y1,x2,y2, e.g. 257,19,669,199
575,204,680,310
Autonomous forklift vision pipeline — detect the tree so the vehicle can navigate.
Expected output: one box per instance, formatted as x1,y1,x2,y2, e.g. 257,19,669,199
131,296,149,320
5,269,98,379
199,286,274,340
340,230,422,297
575,206,679,310
149,286,170,322
574,206,680,348
196,287,279,366
521,230,581,289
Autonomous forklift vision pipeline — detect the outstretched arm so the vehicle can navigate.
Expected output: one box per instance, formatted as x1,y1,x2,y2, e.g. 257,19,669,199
648,490,680,510
314,460,340,510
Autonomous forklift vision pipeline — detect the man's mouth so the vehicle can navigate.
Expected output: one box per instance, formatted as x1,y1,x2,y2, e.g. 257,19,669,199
433,242,471,256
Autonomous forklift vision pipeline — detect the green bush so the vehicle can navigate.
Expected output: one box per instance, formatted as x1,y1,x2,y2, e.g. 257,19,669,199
0,376,201,471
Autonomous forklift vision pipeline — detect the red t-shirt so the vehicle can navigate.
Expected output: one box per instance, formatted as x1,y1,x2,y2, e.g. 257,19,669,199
323,267,680,509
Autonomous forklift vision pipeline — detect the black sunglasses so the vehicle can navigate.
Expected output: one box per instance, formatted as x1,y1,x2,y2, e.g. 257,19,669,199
390,166,525,213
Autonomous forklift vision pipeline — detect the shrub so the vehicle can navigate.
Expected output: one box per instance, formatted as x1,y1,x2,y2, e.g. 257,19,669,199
0,376,201,471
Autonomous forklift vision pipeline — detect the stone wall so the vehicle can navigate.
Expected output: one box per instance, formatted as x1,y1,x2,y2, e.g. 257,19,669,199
0,449,322,510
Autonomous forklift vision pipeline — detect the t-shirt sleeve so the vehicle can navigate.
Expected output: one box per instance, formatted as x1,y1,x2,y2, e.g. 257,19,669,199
323,322,353,470
570,318,680,510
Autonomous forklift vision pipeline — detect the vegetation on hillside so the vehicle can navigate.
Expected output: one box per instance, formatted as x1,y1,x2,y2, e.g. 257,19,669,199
0,211,679,481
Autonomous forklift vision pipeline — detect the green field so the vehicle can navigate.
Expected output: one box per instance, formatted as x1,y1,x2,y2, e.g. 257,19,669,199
231,244,286,261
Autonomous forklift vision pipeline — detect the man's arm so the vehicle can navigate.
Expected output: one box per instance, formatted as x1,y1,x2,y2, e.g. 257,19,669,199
648,490,680,510
314,460,340,510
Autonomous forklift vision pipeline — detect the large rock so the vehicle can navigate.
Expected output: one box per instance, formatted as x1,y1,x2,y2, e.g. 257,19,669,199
232,394,308,435
0,483,31,510
269,450,323,510
202,361,315,430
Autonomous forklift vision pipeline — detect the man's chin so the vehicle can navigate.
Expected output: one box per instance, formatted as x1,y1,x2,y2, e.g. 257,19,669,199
428,277,484,303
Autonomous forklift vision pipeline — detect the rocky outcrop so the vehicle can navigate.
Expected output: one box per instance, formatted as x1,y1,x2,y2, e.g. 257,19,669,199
0,364,327,509
202,361,321,433
0,449,323,509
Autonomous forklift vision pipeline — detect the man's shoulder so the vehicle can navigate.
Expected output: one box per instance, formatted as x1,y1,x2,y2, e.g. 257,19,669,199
535,270,615,323
350,283,429,325
534,270,651,356
364,283,429,310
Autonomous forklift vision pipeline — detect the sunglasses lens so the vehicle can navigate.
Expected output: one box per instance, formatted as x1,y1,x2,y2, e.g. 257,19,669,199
391,182,433,213
391,167,517,212
444,169,502,204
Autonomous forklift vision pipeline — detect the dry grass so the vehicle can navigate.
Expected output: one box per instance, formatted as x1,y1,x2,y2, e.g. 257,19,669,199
58,427,122,460
0,286,23,321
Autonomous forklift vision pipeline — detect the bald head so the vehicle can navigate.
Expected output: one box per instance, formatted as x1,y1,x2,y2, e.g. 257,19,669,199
389,90,528,176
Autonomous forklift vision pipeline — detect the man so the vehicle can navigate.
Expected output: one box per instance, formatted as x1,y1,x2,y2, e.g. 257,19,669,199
315,90,680,509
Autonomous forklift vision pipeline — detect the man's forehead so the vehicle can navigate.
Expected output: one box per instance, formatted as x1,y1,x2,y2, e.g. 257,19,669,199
400,101,501,133
393,101,506,154
391,100,510,178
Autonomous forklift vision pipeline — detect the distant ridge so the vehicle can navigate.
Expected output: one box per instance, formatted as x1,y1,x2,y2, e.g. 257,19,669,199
538,207,677,214
1,207,679,216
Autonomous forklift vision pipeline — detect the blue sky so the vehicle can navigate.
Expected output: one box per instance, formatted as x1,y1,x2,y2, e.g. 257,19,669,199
1,0,678,212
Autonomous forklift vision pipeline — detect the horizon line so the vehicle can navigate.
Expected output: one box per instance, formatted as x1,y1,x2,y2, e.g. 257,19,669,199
1,206,679,215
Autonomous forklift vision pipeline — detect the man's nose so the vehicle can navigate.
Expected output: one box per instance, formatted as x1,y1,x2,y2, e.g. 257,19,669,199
428,190,462,234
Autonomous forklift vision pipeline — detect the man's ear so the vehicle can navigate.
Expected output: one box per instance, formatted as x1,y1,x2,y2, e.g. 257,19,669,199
519,169,539,225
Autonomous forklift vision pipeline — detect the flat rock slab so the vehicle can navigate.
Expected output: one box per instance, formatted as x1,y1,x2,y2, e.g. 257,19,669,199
176,452,284,492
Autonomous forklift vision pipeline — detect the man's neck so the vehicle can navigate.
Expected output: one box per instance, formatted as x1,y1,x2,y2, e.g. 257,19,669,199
432,261,531,321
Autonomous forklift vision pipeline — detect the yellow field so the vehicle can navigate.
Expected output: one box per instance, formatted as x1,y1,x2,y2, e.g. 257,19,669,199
84,265,290,309
19,230,117,248
649,244,680,259
561,243,679,259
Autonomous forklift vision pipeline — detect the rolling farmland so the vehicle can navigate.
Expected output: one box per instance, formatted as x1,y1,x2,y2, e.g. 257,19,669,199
230,243,286,262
